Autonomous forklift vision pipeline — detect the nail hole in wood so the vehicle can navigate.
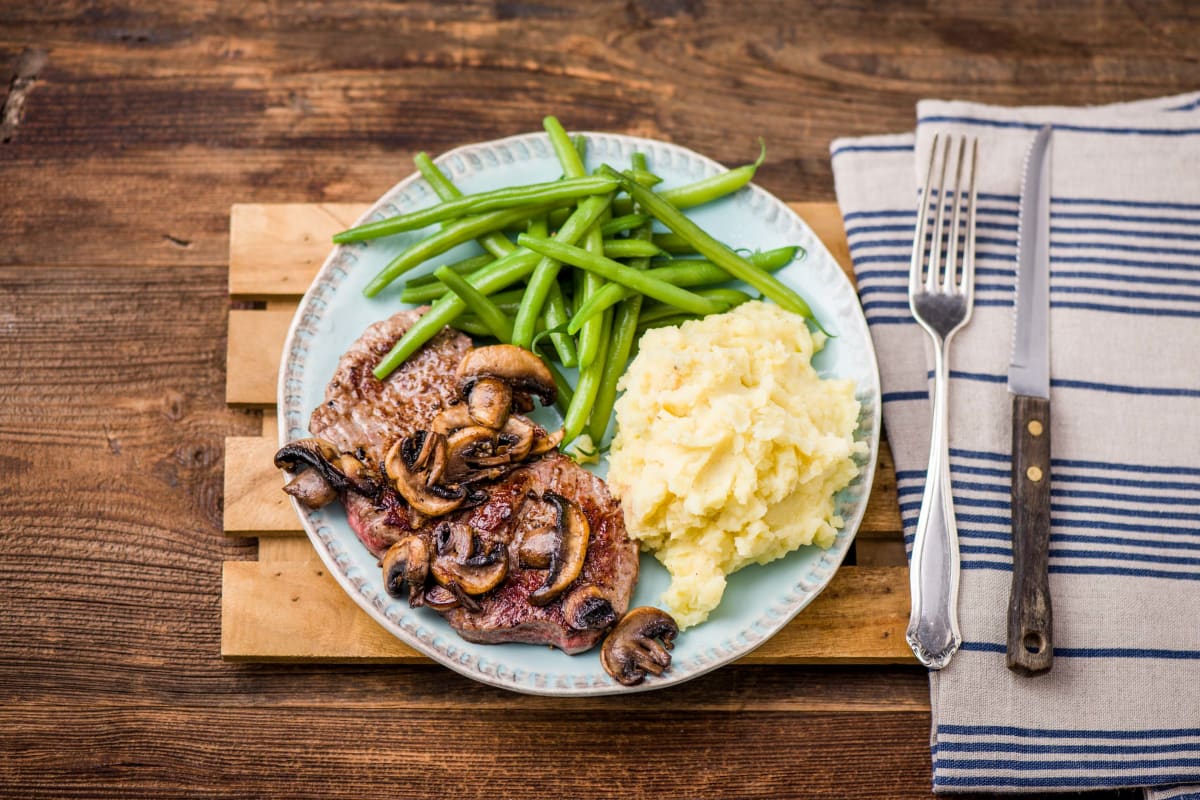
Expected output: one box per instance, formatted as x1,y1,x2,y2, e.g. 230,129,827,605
1023,632,1045,654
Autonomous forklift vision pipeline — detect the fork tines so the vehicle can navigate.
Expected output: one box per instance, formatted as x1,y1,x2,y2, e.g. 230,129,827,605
910,134,979,298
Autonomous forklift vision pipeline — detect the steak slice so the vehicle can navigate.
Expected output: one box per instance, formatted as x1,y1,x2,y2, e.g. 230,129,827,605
302,308,638,654
417,452,638,654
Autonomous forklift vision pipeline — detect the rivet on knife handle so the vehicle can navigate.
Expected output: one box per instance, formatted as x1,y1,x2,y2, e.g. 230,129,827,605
1007,394,1053,674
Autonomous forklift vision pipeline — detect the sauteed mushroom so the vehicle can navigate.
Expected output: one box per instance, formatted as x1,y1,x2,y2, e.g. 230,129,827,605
517,525,557,569
385,438,465,517
274,438,378,508
466,377,513,430
562,584,617,632
281,469,338,509
456,344,557,407
600,607,679,686
528,492,589,606
431,523,509,597
382,536,430,604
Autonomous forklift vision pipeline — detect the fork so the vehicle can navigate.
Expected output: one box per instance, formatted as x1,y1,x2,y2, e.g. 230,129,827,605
905,134,979,670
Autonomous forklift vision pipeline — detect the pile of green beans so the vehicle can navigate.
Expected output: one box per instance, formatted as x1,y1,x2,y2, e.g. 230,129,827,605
336,116,814,449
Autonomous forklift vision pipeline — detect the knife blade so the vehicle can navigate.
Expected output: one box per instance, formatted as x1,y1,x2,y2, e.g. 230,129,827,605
1007,125,1054,675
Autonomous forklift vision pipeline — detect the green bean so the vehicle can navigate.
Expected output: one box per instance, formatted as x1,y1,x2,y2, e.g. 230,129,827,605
404,253,496,289
541,280,577,367
575,219,608,369
587,208,652,443
546,360,574,417
565,246,797,334
364,203,555,297
651,232,698,254
600,214,650,237
656,140,765,210
602,166,814,319
517,234,728,316
449,316,492,337
334,176,616,243
636,290,751,329
373,192,614,380
601,239,666,260
414,152,516,260
610,142,765,216
545,115,611,370
511,195,611,348
434,266,514,342
546,117,586,177
420,286,528,311
562,308,612,444
627,168,663,187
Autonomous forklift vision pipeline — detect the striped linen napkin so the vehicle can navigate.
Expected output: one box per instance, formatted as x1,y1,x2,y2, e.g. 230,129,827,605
829,93,1200,797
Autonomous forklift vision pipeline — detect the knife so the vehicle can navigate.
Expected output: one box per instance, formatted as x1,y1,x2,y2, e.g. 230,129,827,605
1007,125,1054,675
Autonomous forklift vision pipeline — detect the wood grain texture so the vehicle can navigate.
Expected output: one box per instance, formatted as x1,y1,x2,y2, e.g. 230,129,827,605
3,1,1187,796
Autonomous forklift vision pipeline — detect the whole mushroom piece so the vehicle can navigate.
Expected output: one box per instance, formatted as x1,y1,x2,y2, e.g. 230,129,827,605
456,344,557,408
600,607,680,687
381,536,431,604
274,438,378,509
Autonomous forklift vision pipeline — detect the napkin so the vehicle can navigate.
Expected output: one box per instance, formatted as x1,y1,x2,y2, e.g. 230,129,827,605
830,92,1200,797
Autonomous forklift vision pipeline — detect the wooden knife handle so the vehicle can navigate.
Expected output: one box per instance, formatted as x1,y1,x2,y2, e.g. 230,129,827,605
1007,394,1054,675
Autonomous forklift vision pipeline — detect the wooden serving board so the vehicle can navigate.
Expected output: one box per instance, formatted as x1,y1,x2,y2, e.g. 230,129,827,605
220,202,916,664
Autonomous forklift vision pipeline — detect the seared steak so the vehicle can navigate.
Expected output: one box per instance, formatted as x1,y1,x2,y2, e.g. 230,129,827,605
421,452,637,653
301,309,638,654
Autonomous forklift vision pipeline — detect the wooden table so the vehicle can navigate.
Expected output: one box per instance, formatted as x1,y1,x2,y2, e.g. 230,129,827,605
3,3,1194,797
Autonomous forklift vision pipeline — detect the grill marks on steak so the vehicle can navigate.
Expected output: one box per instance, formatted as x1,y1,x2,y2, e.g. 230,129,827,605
305,308,638,654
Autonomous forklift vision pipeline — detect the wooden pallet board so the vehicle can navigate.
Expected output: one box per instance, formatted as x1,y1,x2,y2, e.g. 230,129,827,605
220,201,915,664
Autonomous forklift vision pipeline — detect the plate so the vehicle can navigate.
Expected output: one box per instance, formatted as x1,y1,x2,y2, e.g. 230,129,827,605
278,131,881,695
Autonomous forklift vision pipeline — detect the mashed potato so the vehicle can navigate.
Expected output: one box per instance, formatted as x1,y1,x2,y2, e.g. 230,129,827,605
606,301,863,629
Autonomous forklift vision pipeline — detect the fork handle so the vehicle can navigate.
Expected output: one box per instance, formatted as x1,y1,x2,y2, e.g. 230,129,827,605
906,342,962,670
1007,394,1054,674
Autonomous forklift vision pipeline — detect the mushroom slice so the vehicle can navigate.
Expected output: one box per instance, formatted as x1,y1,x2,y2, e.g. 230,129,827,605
456,344,556,407
527,427,565,459
431,404,474,436
517,525,557,569
496,415,537,462
274,439,347,493
600,607,680,687
275,438,380,504
381,536,430,605
466,377,513,430
562,584,618,631
384,438,465,517
282,468,338,509
422,584,461,612
431,535,509,596
528,492,590,606
444,425,500,482
400,430,437,472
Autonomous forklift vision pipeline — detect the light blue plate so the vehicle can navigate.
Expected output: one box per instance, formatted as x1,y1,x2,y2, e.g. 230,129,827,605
278,131,881,695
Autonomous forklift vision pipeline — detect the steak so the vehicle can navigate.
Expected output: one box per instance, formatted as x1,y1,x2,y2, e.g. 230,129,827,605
420,452,637,653
302,308,638,654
